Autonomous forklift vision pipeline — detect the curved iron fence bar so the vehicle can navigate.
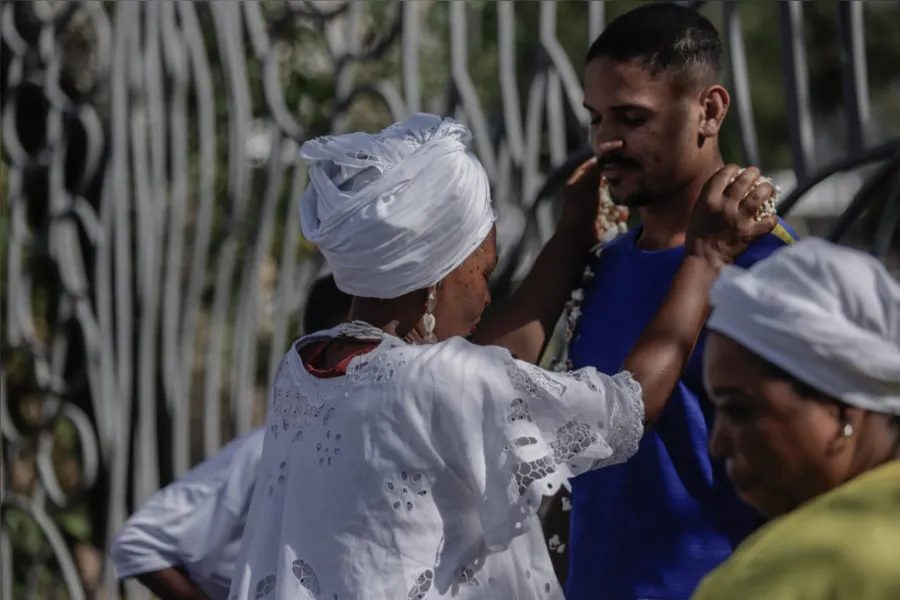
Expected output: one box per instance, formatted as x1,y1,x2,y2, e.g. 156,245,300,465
539,1,590,127
333,82,409,124
1,3,32,55
2,3,898,598
1,495,87,600
332,1,403,65
243,1,305,142
870,168,900,260
836,0,871,155
722,0,759,167
827,153,900,244
777,0,815,182
288,0,351,21
778,139,900,217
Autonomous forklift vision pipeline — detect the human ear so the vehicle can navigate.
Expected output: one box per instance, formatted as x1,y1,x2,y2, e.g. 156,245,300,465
826,404,864,455
698,84,730,138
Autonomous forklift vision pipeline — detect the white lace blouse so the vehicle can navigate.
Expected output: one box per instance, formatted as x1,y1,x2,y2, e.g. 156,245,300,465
228,330,644,600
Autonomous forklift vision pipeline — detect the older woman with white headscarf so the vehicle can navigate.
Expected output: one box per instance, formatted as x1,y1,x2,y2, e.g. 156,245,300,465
228,113,776,600
693,238,900,600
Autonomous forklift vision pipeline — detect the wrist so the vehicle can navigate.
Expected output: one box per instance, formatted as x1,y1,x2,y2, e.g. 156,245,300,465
680,252,725,283
684,237,732,271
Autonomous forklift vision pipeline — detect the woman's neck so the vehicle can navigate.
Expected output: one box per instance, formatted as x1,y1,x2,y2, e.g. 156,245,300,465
348,295,422,339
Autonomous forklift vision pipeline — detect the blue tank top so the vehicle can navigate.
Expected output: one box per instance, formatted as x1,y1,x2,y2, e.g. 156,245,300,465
564,221,798,600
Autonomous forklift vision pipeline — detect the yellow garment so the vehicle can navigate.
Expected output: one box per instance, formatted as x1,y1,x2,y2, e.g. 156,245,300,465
692,461,900,600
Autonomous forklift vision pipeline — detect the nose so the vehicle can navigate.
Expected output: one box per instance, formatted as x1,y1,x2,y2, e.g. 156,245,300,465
484,288,492,309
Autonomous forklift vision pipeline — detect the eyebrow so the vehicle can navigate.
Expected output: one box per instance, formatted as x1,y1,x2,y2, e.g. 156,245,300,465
582,102,653,113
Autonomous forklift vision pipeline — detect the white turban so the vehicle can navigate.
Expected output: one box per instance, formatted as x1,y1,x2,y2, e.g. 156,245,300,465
298,114,496,299
708,238,900,416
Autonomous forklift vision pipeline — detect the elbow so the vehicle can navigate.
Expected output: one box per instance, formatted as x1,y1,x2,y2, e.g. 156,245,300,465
108,525,167,580
108,526,140,572
108,531,131,578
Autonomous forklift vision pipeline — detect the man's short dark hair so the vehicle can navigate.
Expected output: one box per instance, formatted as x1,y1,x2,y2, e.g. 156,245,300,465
585,3,722,86
303,274,352,333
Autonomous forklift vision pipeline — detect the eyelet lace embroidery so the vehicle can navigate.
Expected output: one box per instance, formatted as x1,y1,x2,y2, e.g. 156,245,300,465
512,456,558,496
406,569,434,599
291,559,321,596
550,420,598,464
385,470,430,512
254,575,276,599
271,341,409,445
590,371,644,470
450,556,486,595
348,350,406,384
506,362,567,402
503,361,644,496
259,337,615,599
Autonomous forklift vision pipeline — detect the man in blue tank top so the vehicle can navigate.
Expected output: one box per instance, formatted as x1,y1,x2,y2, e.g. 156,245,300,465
562,5,799,599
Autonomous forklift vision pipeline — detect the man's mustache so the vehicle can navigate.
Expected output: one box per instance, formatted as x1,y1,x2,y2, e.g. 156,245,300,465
596,153,640,170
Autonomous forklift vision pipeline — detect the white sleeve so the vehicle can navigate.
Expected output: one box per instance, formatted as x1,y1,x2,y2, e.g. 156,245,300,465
480,356,643,552
109,429,264,582
108,486,202,579
110,489,247,582
428,339,644,555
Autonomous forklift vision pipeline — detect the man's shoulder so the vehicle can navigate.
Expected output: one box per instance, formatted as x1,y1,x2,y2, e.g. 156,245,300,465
736,218,799,268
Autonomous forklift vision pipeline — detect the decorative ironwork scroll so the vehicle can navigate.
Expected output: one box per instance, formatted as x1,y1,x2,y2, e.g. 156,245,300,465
1,1,896,599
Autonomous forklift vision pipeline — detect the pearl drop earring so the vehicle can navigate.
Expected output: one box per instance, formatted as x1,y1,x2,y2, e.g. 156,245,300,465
423,289,437,344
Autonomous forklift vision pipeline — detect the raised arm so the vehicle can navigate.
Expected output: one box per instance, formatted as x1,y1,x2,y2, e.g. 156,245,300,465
472,155,611,363
620,165,776,426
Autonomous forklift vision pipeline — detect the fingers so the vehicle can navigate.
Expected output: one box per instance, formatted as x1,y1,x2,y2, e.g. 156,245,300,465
702,164,742,209
722,166,761,205
594,140,625,155
739,180,775,219
405,329,426,345
567,141,623,186
381,320,400,336
381,319,428,345
567,157,598,186
747,213,778,238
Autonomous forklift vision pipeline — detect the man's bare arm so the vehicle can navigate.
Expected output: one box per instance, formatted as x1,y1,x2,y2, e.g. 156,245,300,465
620,166,776,426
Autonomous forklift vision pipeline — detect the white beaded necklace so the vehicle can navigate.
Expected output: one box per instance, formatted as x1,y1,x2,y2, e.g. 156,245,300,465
551,181,628,372
335,320,390,343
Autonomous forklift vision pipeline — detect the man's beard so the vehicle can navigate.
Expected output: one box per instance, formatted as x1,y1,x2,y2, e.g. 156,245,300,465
608,185,657,207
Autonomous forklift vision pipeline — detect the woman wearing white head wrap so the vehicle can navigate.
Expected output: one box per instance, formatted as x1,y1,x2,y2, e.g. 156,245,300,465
694,239,900,600
228,114,777,600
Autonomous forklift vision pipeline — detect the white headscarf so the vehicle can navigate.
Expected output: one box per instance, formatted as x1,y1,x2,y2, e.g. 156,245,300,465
708,238,900,416
298,114,496,299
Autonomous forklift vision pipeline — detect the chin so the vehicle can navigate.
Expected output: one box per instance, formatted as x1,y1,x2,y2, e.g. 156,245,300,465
609,187,653,208
735,484,787,519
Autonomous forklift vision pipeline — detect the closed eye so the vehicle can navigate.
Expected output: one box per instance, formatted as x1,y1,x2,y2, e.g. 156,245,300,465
618,112,647,126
